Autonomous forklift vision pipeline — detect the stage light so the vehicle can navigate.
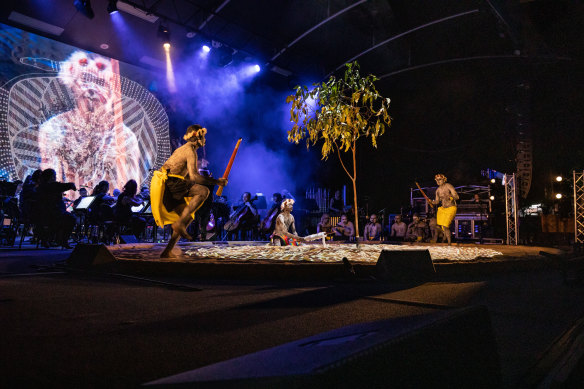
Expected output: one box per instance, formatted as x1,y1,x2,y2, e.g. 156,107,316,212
556,176,563,182
74,0,95,19
202,45,210,53
489,195,495,201
253,64,261,72
556,193,563,199
157,24,171,47
490,178,496,184
107,0,118,14
116,1,158,23
163,42,170,50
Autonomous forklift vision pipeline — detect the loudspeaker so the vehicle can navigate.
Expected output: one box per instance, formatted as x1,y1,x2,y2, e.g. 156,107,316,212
119,235,139,244
375,249,435,281
66,244,116,268
145,305,500,388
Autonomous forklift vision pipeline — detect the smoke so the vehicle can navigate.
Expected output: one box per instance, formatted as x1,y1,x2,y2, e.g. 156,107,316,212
167,49,318,205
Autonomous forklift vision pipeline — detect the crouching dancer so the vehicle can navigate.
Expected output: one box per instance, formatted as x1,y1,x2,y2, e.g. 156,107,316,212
160,125,227,257
272,199,305,246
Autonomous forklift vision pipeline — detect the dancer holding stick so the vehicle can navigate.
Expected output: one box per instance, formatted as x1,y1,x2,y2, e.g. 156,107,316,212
158,125,228,258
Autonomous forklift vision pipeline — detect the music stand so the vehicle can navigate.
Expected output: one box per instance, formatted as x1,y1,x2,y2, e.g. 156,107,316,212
131,201,149,213
254,193,267,210
74,196,96,211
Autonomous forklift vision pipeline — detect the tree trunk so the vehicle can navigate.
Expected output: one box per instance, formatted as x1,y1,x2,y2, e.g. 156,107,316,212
352,142,359,246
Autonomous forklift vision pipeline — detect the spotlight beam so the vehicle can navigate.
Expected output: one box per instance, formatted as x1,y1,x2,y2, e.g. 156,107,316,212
164,44,176,93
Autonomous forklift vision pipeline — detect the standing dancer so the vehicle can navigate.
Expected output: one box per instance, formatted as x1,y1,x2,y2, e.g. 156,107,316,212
432,174,459,245
159,125,227,257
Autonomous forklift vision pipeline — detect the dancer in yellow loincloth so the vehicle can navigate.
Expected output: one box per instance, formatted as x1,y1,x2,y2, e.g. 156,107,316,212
152,124,227,258
431,174,459,245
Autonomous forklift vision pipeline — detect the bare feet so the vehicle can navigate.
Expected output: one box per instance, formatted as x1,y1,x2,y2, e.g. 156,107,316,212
171,221,192,241
161,246,182,258
160,249,176,258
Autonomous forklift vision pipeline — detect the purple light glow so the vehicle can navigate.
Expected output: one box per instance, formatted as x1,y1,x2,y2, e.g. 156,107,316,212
109,12,145,59
168,49,319,205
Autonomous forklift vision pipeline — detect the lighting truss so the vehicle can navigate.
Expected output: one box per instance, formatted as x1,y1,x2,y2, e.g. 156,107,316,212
573,170,584,244
505,173,518,245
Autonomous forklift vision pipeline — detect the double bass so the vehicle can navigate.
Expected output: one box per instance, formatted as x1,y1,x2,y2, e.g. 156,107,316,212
224,195,257,232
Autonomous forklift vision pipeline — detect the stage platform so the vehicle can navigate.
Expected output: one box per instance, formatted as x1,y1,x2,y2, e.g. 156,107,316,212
73,241,567,280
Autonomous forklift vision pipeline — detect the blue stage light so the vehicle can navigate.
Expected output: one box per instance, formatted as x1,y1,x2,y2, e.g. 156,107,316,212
107,0,118,14
202,45,210,53
253,64,260,72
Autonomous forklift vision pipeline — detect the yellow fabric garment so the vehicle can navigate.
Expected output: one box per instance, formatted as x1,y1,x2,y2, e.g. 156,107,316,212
437,206,457,227
150,169,193,227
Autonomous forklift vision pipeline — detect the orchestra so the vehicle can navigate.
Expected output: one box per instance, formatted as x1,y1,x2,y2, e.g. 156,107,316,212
0,171,495,248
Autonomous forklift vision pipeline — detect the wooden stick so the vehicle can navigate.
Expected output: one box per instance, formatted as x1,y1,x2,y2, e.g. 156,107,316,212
415,181,435,209
216,138,242,196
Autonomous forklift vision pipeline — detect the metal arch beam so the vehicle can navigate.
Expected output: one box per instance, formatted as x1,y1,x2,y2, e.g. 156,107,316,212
326,8,479,78
194,0,232,35
483,0,520,47
270,0,369,62
375,54,572,79
378,55,522,79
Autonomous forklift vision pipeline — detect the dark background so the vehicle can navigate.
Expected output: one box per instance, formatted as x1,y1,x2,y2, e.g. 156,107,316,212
1,0,583,212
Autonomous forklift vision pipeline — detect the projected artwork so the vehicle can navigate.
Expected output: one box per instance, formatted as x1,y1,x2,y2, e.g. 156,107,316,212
0,24,171,190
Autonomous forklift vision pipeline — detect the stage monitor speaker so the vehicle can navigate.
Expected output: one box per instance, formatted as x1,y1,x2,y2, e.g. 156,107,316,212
66,244,116,269
375,249,435,281
119,235,139,244
145,305,500,388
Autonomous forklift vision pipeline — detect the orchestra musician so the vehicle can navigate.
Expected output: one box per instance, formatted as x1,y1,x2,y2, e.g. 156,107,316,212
329,190,345,215
113,179,146,239
260,193,283,238
225,192,259,241
191,168,215,241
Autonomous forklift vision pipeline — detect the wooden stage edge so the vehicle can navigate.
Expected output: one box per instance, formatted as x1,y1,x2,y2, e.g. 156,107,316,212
67,242,570,281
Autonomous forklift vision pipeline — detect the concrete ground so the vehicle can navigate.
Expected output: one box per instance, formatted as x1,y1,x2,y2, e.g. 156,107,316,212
1,243,583,387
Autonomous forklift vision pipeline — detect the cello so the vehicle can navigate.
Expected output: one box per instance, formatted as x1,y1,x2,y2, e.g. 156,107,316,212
224,195,257,232
260,203,281,233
